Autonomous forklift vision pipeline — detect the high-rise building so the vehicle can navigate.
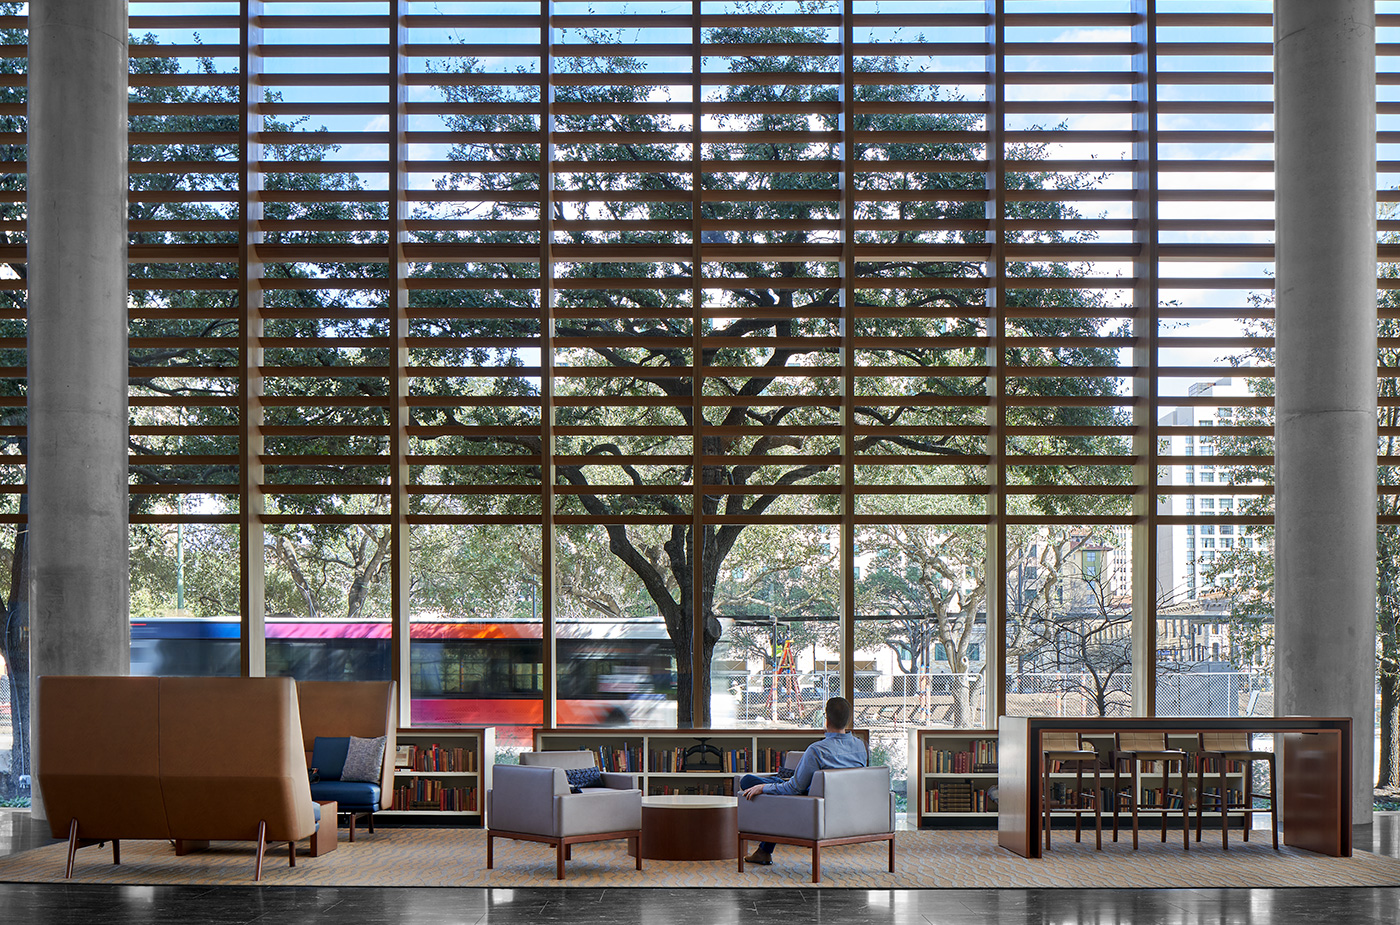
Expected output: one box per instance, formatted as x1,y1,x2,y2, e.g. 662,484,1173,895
1155,378,1264,605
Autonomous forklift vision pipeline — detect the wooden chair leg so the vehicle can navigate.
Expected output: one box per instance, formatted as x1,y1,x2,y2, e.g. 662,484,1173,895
254,820,267,882
367,812,375,834
737,836,745,873
1243,757,1254,843
289,842,295,868
1198,755,1209,839
113,839,120,866
1042,755,1052,849
811,844,820,883
1180,758,1189,851
1093,765,1103,850
1130,761,1140,849
1075,763,1084,843
65,818,78,879
1159,761,1170,839
1111,762,1121,841
632,835,641,870
888,834,895,872
556,840,566,881
1268,754,1279,849
1220,760,1230,850
486,832,495,869
347,813,356,843
1159,759,1170,843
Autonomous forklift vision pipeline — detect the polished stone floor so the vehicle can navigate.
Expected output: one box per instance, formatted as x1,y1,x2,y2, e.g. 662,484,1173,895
0,811,1396,925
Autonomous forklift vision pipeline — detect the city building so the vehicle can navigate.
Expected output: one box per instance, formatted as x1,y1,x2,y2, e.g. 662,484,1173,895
1156,378,1267,604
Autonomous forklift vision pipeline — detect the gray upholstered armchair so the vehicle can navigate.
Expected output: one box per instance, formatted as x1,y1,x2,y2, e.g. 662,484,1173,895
737,765,896,882
486,751,643,880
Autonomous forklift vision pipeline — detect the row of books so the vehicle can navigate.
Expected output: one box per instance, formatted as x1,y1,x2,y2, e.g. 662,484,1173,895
1043,785,1241,811
647,781,734,797
755,748,794,773
596,744,644,773
650,747,752,773
923,781,997,813
1045,758,1244,774
925,739,998,774
1043,782,1099,810
399,744,477,773
1198,787,1256,809
391,781,478,812
1136,788,1187,809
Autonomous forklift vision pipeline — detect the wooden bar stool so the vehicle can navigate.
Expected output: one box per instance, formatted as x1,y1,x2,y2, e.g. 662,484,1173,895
1195,731,1278,850
1041,731,1103,850
1113,732,1190,850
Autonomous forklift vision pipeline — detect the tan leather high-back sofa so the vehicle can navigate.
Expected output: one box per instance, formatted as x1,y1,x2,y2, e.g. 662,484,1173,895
296,680,397,839
38,675,318,880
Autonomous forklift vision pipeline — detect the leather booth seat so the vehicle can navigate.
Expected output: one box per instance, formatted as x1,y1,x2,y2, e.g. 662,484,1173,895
37,675,320,880
296,680,397,841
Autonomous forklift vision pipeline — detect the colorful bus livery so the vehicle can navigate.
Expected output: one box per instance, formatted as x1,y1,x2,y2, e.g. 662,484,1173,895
129,617,678,737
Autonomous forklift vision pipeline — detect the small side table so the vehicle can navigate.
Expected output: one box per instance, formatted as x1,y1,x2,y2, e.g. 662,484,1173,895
310,800,338,857
634,794,738,860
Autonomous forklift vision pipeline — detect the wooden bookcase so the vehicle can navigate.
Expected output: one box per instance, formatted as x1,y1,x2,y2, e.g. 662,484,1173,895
912,727,1253,830
911,728,1001,827
534,728,870,797
380,726,495,824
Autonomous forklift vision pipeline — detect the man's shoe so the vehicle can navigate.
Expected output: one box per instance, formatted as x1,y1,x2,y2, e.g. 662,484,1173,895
744,849,772,866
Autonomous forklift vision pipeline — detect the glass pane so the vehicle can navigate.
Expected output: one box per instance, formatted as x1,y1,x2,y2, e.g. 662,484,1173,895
714,524,841,728
409,524,543,748
1005,524,1133,717
855,523,988,731
129,522,242,678
554,524,678,729
264,523,393,683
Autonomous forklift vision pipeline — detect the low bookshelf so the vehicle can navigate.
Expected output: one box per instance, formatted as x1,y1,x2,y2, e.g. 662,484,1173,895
381,726,495,824
534,728,870,797
911,728,1001,828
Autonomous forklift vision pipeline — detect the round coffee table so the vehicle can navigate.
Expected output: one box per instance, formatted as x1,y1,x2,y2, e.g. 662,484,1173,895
636,794,739,860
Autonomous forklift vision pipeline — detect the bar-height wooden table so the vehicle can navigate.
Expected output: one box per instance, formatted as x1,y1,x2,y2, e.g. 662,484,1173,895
997,716,1352,858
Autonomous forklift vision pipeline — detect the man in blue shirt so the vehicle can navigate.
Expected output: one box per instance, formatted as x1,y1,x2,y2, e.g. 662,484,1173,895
737,696,867,867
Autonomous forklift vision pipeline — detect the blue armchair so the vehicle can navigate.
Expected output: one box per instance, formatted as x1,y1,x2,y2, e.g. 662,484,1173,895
298,680,397,841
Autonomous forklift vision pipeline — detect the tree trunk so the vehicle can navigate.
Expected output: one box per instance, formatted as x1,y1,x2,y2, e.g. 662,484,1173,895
1380,668,1400,790
2,491,28,798
672,629,719,728
951,676,970,727
674,622,693,728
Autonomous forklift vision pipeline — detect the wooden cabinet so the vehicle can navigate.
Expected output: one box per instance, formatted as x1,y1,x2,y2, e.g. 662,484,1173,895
381,726,495,824
534,728,869,796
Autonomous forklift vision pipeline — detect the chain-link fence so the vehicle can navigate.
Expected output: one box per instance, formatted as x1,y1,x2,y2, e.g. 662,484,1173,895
1155,669,1274,717
730,668,1272,731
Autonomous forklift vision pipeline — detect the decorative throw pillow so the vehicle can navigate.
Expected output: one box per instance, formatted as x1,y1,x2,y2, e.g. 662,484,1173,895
310,736,351,781
341,735,387,783
565,765,602,793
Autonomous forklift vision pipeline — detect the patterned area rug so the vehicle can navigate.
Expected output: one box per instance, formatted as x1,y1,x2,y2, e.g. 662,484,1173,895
0,827,1395,889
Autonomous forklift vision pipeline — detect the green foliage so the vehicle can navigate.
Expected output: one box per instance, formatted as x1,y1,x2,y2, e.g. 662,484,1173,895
424,27,1130,722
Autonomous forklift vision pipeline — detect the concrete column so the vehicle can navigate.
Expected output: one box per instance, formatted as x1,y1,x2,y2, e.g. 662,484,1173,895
1275,0,1376,825
27,0,130,821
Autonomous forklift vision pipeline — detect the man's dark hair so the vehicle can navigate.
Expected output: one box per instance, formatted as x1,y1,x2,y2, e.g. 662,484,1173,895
825,696,853,731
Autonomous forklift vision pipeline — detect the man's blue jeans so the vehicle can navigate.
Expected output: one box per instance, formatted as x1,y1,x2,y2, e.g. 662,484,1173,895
738,773,785,855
